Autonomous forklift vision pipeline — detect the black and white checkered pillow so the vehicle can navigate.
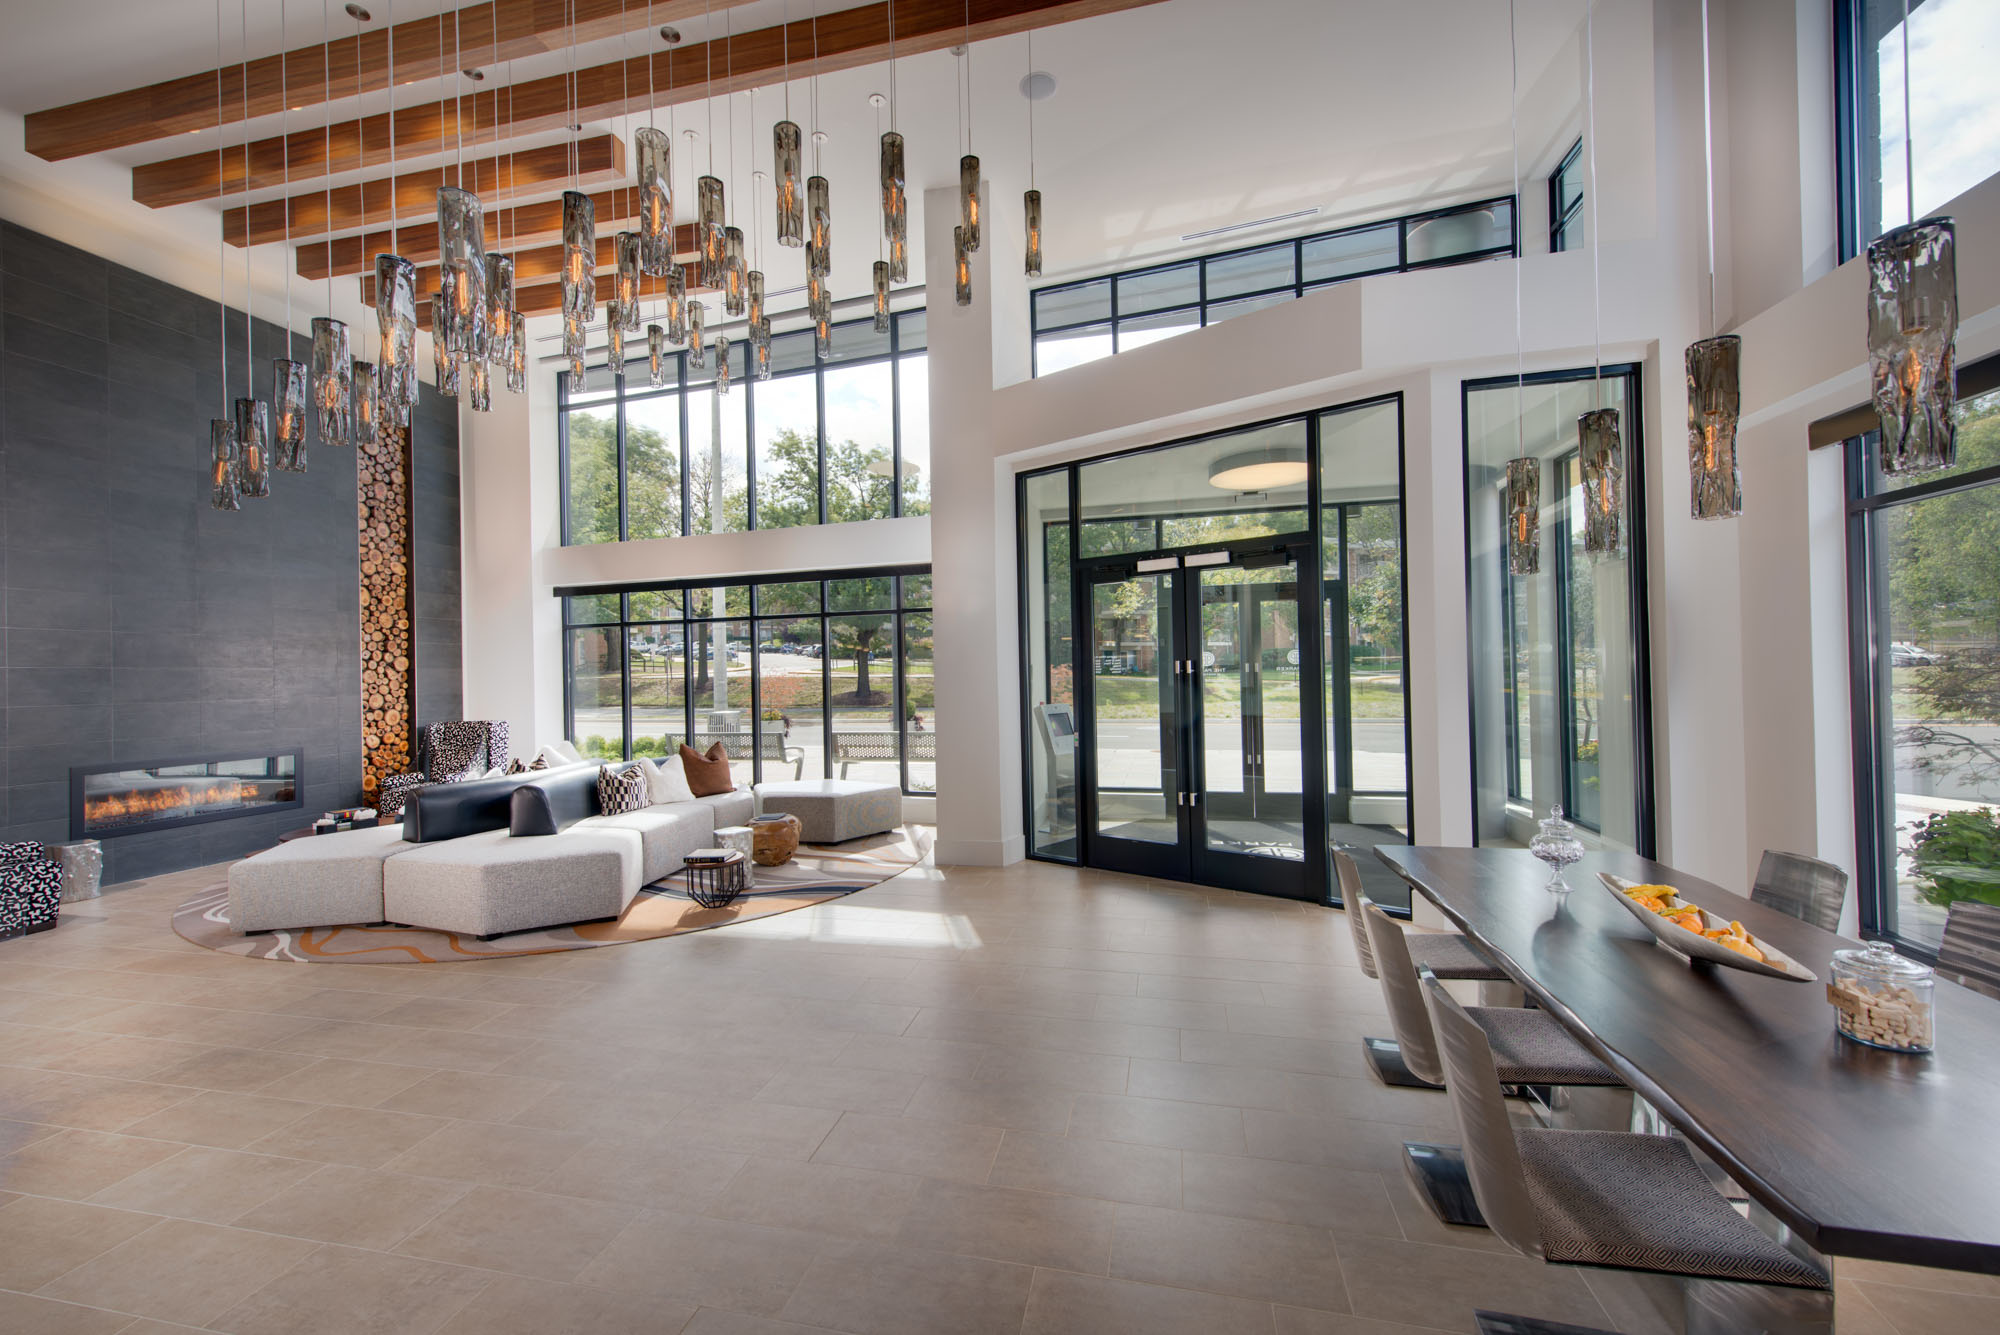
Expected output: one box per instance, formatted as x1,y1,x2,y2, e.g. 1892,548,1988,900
596,764,649,815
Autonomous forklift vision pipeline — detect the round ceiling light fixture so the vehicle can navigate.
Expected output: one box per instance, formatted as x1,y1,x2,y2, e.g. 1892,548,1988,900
462,68,485,81
1020,71,1057,101
1208,445,1310,492
659,25,681,44
343,3,370,20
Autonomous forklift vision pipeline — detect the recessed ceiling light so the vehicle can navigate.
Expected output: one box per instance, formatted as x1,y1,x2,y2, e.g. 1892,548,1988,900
659,25,681,44
811,129,829,144
1020,71,1056,101
1209,446,1310,492
867,92,887,108
343,3,370,20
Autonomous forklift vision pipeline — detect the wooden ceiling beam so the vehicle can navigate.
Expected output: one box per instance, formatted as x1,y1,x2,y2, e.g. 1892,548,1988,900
223,134,623,247
132,0,1166,204
295,184,666,279
26,0,752,162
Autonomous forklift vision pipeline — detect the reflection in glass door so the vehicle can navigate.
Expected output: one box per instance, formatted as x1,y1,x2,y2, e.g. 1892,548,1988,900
1085,571,1184,876
1196,561,1307,875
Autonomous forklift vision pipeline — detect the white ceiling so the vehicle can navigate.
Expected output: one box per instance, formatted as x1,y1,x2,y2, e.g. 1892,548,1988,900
0,0,1590,349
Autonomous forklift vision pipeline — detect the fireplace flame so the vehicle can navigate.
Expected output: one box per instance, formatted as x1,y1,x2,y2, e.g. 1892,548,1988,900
85,780,245,826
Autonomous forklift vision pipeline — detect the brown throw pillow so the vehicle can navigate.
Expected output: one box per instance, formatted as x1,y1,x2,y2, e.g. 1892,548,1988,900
679,742,734,796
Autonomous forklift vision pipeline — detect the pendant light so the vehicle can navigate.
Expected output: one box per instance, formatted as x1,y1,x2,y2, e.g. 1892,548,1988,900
437,188,487,361
688,298,706,368
749,158,771,377
466,352,490,411
271,1,307,473
354,358,379,438
697,1,726,289
1505,458,1540,576
208,0,238,512
775,0,803,247
667,264,688,343
606,309,624,380
491,27,522,395
506,307,526,393
485,254,515,366
433,285,461,396
958,4,980,252
1023,32,1043,278
1501,0,1533,574
233,0,270,499
1687,0,1741,518
881,3,907,283
724,227,746,315
954,226,972,307
615,230,643,329
716,331,731,395
872,95,890,332
309,0,350,449
807,7,831,305
637,4,675,275
649,323,668,386
374,0,416,427
561,0,594,386
1869,0,1957,475
1576,0,1622,558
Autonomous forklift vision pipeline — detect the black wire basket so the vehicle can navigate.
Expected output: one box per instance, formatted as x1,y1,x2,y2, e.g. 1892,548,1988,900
683,851,749,909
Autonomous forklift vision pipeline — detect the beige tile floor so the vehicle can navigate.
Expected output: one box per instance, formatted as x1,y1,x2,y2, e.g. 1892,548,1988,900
1,854,1995,1335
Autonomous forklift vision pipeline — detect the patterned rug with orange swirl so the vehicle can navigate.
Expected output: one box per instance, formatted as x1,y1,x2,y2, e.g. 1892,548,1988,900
170,826,932,964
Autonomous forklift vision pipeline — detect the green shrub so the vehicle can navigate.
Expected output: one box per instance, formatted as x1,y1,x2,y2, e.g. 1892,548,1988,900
1906,807,2000,908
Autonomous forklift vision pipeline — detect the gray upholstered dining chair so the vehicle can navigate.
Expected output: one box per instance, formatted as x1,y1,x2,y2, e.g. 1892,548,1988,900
1365,899,1623,1227
1750,850,1848,932
1938,900,2000,1001
1338,849,1504,983
1419,967,1832,1333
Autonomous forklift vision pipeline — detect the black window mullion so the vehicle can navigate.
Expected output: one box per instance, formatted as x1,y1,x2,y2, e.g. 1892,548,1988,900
816,355,829,526
895,607,911,795
745,366,759,530
615,385,630,543
820,590,834,780
678,352,692,534
619,597,635,761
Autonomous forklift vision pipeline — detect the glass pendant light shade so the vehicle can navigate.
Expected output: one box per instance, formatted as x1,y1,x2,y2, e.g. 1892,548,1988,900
1577,408,1624,557
880,131,905,239
562,191,596,387
272,358,308,472
954,225,972,307
436,187,487,361
234,397,271,498
634,127,675,275
614,230,643,330
209,419,241,511
1024,189,1043,278
666,266,688,343
697,175,726,288
352,359,378,441
563,319,587,387
807,175,831,278
506,309,526,394
310,318,352,447
648,324,668,387
375,254,417,427
688,300,706,368
960,155,981,251
873,260,890,332
485,254,514,364
1868,216,1958,475
775,121,804,246
606,311,624,380
1505,457,1540,576
1687,334,1742,519
467,356,490,411
889,225,909,284
748,270,765,331
715,333,731,395
753,320,772,380
806,270,826,330
723,227,747,317
433,295,460,397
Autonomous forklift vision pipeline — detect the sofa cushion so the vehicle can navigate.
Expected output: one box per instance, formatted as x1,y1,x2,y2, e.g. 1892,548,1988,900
598,764,650,815
646,755,697,805
680,742,734,797
403,761,594,843
699,790,757,829
228,825,412,932
508,785,560,837
383,828,643,937
576,802,718,884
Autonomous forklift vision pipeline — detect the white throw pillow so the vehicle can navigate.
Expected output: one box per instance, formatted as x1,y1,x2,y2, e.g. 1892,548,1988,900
535,744,575,770
545,739,584,765
482,765,508,779
646,756,697,805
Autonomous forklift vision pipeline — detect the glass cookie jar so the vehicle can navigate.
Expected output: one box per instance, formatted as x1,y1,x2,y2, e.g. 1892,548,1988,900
1828,940,1935,1053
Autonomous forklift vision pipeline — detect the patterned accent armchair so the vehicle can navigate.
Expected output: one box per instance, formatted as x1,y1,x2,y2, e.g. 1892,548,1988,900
2,842,63,941
378,721,511,821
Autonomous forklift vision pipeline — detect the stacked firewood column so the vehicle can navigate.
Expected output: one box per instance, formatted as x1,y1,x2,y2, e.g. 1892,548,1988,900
358,421,416,807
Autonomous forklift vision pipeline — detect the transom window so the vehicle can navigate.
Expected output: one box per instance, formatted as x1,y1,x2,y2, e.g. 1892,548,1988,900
1549,138,1585,253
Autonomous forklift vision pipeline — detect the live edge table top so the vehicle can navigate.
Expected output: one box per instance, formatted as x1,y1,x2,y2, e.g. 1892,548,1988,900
1376,844,2000,1275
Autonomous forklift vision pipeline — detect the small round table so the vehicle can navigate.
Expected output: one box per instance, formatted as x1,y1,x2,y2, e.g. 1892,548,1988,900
683,850,749,909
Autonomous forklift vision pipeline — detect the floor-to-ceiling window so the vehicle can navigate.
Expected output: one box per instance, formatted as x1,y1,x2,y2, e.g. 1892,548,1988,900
1849,387,2000,955
1019,396,1408,906
1464,367,1653,854
1836,0,2000,259
561,569,936,795
559,310,928,545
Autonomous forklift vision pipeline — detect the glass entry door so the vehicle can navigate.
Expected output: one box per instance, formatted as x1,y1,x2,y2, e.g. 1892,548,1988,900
1080,550,1318,899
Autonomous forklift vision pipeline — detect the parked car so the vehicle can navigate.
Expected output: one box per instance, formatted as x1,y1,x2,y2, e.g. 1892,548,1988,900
1891,641,1941,667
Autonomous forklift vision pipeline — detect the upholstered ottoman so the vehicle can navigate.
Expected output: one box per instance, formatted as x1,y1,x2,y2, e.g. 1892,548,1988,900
227,825,411,933
382,827,644,938
755,779,901,844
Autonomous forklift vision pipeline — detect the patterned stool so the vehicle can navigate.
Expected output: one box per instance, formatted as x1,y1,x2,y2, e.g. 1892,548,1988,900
1,842,63,941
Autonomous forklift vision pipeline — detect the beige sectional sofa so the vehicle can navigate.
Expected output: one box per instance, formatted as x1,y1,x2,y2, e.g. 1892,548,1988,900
226,761,757,938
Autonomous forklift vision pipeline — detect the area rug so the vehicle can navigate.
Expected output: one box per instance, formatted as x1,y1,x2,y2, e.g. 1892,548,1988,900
170,826,932,964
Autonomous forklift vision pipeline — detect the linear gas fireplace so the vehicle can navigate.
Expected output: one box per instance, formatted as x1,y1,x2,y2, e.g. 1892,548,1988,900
70,749,303,840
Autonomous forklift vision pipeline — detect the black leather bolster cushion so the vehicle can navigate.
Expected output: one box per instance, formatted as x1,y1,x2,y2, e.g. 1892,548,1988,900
402,763,592,843
508,762,629,837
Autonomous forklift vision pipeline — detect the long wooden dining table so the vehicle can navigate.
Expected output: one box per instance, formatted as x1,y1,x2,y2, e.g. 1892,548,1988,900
1375,844,2000,1276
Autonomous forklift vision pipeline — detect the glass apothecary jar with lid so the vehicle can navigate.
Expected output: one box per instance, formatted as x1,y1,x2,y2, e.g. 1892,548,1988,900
1829,940,1935,1053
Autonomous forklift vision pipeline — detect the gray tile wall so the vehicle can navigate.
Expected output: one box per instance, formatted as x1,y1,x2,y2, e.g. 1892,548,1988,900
0,222,462,884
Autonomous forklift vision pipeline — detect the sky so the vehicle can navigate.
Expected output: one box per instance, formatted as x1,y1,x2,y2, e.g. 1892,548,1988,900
1876,0,2000,229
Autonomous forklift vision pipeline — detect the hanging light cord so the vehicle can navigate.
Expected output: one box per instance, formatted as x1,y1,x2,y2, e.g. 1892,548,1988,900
810,7,820,174
322,0,333,321
888,0,896,132
217,0,227,417
385,0,397,255
240,0,251,395
1585,0,1602,409
279,0,290,343
706,0,715,177
1700,0,1717,339
964,0,973,154
1509,0,1524,459
1901,0,1914,225
1026,30,1035,193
